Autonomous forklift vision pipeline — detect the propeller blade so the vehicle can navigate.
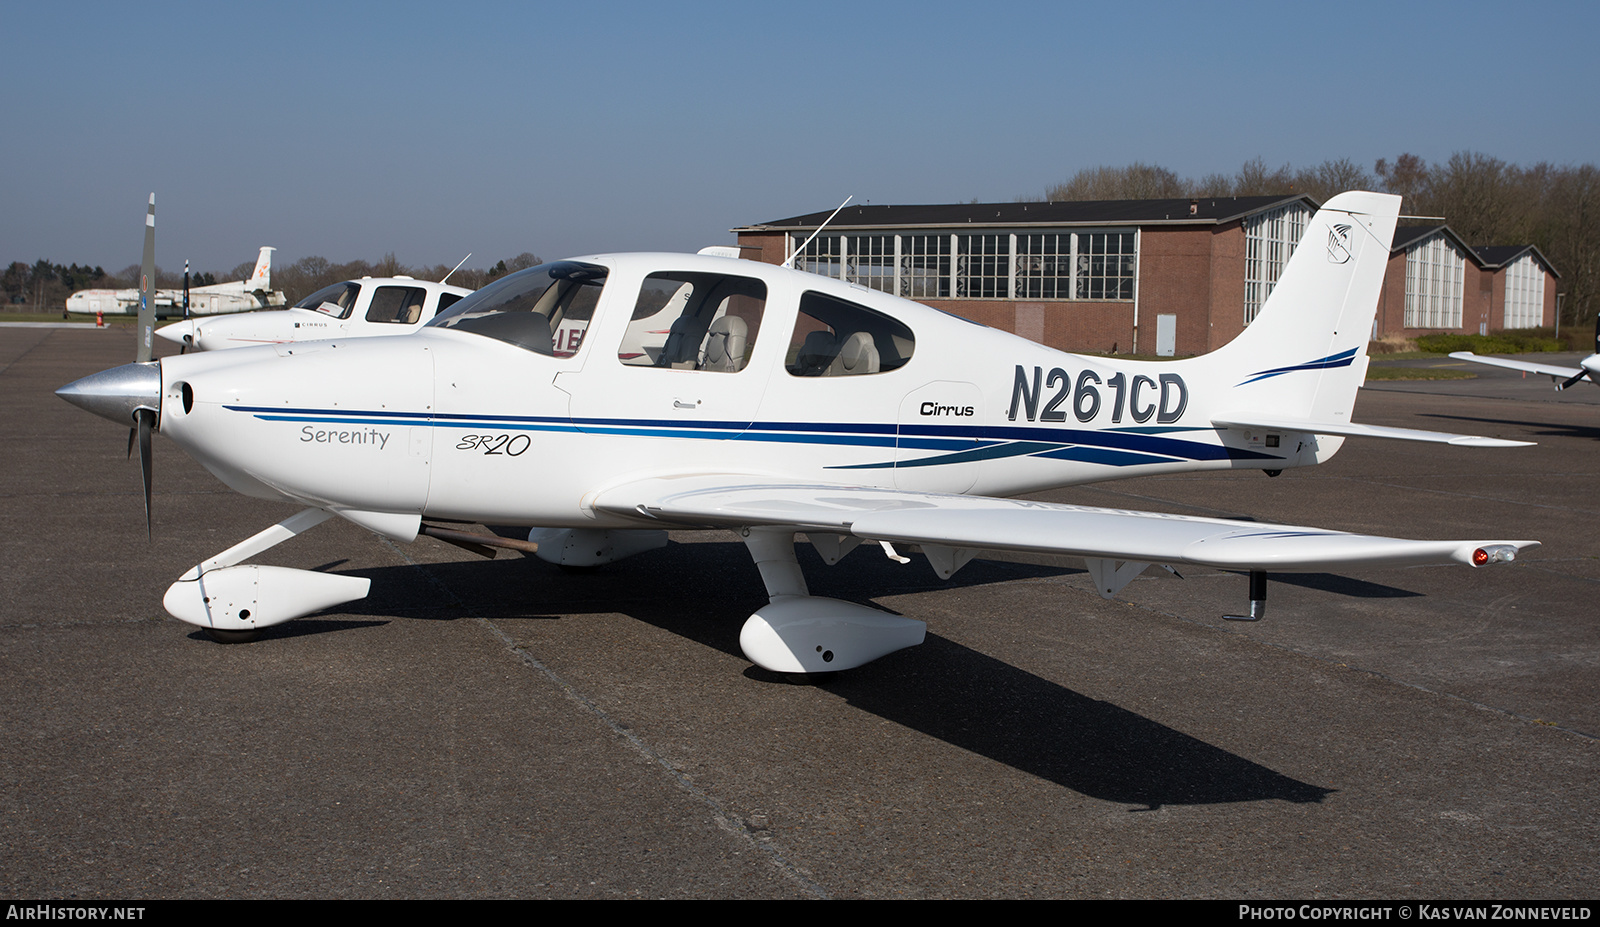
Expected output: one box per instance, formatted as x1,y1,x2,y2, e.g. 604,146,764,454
1592,314,1598,355
136,408,154,538
127,424,136,459
136,194,156,364
1558,371,1587,391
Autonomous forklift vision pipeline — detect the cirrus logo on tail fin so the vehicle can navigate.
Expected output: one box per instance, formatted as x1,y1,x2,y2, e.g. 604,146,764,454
1326,223,1352,264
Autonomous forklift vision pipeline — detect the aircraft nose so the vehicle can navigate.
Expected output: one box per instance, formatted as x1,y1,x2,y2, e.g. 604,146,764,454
56,362,162,425
154,321,196,347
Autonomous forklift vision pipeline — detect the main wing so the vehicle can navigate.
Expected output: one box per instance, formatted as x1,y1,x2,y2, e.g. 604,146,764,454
1447,351,1586,381
593,475,1535,589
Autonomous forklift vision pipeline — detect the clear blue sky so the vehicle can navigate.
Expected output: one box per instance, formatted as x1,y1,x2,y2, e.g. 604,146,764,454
3,0,1594,276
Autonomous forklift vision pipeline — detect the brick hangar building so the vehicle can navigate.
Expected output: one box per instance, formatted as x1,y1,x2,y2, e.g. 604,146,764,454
732,196,1560,357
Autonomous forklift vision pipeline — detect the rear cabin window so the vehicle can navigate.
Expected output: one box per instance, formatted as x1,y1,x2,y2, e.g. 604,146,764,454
365,286,428,324
435,292,465,316
618,272,767,372
786,291,914,377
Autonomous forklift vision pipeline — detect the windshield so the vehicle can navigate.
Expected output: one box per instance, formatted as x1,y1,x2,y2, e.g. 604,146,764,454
294,282,361,319
427,261,607,356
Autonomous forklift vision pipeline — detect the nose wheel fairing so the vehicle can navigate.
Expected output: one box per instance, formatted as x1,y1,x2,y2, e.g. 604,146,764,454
161,508,370,635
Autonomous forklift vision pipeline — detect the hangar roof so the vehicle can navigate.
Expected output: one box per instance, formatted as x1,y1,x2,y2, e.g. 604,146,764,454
1391,226,1560,278
734,195,1319,232
1474,244,1560,277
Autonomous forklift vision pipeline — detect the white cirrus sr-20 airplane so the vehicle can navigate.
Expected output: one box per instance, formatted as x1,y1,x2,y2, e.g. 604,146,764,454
1448,320,1600,394
155,275,474,351
59,192,1538,672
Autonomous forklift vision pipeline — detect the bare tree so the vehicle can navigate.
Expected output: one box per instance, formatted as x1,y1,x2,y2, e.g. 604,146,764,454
1293,158,1376,202
1374,153,1430,215
1045,163,1188,201
1232,157,1295,196
505,251,543,273
1422,151,1521,244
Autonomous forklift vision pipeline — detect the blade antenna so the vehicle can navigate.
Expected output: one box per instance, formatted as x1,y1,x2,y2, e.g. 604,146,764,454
782,195,853,270
440,253,472,285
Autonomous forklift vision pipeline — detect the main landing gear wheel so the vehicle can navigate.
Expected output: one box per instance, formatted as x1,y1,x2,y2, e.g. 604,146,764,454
205,627,262,644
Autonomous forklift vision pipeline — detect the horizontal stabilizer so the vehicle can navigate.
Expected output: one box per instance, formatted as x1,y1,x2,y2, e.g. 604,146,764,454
1213,415,1533,448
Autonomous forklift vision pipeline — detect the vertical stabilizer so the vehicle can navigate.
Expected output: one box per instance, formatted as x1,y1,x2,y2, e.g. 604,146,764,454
136,194,156,363
248,246,275,292
1202,191,1400,426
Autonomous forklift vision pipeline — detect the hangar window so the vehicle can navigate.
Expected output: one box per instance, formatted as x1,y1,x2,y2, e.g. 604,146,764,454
1502,254,1545,329
793,236,842,280
786,291,914,377
790,231,1135,302
847,235,896,293
1076,232,1137,300
1016,234,1072,299
618,272,766,372
899,235,951,299
957,234,1008,299
1244,202,1309,325
428,260,606,357
1404,236,1465,329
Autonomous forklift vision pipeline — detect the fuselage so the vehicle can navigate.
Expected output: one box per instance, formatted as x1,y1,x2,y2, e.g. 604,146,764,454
152,252,1338,530
65,282,281,317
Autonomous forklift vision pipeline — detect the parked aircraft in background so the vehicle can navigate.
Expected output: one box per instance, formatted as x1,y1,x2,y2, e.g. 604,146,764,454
58,192,1537,676
156,246,744,354
156,276,473,351
1449,321,1600,393
66,246,287,317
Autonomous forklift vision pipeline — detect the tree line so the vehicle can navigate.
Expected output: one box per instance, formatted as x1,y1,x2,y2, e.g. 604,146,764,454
3,260,113,312
1032,152,1599,325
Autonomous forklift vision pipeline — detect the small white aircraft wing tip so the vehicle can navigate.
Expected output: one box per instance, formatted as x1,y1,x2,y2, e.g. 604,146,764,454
1446,436,1536,448
1450,540,1539,567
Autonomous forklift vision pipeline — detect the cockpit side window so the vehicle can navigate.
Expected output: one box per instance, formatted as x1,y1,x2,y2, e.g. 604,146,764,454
365,286,428,324
618,272,766,372
427,261,607,357
295,282,361,320
786,291,914,377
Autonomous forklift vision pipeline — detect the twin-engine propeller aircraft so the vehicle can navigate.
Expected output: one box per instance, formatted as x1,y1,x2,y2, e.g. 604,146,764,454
67,243,287,317
58,192,1538,671
155,275,474,351
1448,319,1600,395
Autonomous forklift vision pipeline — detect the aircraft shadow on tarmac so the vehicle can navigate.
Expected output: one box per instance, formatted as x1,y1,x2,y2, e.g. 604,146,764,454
1413,411,1600,441
1253,572,1419,598
245,538,1333,809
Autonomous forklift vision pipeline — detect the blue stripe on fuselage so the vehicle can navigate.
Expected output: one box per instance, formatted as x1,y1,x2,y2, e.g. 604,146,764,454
224,405,1282,467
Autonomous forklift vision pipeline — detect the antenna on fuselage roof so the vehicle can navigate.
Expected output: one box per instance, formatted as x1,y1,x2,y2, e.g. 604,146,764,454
440,253,472,285
782,195,853,270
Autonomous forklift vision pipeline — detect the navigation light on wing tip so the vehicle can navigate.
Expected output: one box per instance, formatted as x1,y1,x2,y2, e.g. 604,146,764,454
1472,546,1517,567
